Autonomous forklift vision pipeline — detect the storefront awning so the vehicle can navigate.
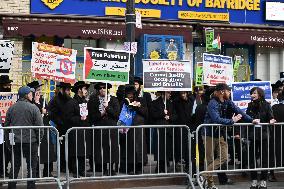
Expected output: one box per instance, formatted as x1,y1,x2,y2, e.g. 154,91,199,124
2,16,192,42
199,24,284,47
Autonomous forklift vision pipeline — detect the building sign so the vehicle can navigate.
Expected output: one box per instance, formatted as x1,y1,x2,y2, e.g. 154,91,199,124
31,42,77,83
84,48,130,84
143,60,192,91
266,2,284,21
231,81,272,111
30,0,283,25
203,53,233,86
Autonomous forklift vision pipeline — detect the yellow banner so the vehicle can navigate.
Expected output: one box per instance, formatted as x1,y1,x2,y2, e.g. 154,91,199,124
178,11,229,21
105,7,161,18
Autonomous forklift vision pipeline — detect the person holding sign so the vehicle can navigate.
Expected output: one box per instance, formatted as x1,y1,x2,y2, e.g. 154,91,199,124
202,83,259,189
87,82,120,176
246,87,276,189
150,91,177,173
65,81,90,177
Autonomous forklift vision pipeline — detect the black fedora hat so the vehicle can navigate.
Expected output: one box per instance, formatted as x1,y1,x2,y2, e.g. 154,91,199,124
94,82,112,90
71,81,90,93
134,77,143,85
27,81,43,90
0,75,13,84
56,82,72,89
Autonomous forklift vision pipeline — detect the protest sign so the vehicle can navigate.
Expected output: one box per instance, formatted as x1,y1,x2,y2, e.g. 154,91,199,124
195,62,203,86
0,93,18,123
84,48,130,84
0,40,14,74
143,59,192,91
31,42,77,83
205,28,214,52
231,81,272,111
79,103,88,117
203,53,233,86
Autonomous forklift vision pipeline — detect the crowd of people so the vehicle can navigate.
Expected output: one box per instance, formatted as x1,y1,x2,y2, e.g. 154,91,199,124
1,75,284,189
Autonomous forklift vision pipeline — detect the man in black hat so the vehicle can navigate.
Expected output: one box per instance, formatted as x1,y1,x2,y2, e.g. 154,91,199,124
201,83,258,189
87,82,120,175
48,82,72,172
65,81,90,177
0,75,13,92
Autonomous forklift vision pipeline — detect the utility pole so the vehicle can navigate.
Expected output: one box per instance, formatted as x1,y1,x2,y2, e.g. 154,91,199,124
126,0,135,84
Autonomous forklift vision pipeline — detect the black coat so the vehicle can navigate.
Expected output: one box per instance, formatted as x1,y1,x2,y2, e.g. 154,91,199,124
272,103,284,167
150,97,177,161
246,100,273,140
48,94,73,136
173,97,193,161
87,94,120,163
120,97,148,165
65,95,91,157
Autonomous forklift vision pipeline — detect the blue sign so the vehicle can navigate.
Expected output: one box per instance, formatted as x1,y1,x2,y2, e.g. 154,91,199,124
231,81,272,110
31,0,284,26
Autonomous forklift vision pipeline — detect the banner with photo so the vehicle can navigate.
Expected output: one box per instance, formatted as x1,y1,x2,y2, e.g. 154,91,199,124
231,81,272,111
84,48,130,84
31,42,77,83
0,40,14,74
143,59,192,91
203,53,233,86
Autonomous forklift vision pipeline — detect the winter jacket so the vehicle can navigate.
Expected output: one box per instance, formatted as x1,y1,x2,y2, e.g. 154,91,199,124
5,98,43,143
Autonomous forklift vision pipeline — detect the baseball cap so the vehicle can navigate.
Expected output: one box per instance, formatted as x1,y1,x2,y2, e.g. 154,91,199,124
215,83,231,91
18,86,35,98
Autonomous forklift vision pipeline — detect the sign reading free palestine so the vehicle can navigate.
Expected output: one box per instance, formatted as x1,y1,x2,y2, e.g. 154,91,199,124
84,48,130,84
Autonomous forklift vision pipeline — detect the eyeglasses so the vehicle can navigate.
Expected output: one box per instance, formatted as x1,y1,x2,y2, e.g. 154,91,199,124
99,86,106,90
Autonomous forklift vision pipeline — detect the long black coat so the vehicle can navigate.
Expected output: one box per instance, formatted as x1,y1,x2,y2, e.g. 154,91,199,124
65,95,91,157
150,97,177,162
173,97,193,161
272,103,284,167
120,97,148,165
87,94,120,164
246,100,273,140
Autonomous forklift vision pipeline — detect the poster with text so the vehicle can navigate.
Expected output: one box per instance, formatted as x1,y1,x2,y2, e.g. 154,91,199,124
0,40,14,74
31,42,77,83
203,53,233,86
195,62,203,86
143,59,192,91
0,93,18,123
84,48,130,84
231,81,272,111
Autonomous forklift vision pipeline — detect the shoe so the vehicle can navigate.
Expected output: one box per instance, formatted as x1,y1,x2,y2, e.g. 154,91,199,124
220,178,234,185
259,180,267,189
250,180,258,189
268,174,277,182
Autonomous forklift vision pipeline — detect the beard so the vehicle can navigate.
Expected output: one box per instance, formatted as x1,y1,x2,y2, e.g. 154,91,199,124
58,91,70,102
0,87,11,92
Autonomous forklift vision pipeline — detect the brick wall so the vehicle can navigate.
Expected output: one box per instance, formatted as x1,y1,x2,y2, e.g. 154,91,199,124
0,0,30,14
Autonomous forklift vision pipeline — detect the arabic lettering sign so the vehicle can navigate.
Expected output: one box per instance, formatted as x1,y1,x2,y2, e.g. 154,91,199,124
84,48,130,84
0,40,14,75
195,62,203,86
203,53,233,86
0,93,18,123
231,81,272,111
143,60,192,91
30,0,284,25
31,42,77,83
205,28,214,52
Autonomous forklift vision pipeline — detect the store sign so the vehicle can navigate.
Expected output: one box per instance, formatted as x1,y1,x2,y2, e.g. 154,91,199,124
143,59,192,91
31,42,77,83
203,53,233,86
231,81,272,111
266,2,284,21
30,0,283,25
84,48,130,84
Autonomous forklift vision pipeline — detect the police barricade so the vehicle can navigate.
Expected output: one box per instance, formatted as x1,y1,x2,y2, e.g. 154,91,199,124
195,123,284,189
0,126,61,189
64,125,195,189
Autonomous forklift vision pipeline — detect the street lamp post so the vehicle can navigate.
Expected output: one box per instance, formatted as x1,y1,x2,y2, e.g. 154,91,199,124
126,0,135,84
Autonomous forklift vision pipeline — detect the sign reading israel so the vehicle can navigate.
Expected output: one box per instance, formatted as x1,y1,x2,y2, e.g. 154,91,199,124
31,0,283,25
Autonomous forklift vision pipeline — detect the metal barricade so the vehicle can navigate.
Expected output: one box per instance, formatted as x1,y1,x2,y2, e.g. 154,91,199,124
195,123,284,189
0,126,61,189
65,125,195,189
